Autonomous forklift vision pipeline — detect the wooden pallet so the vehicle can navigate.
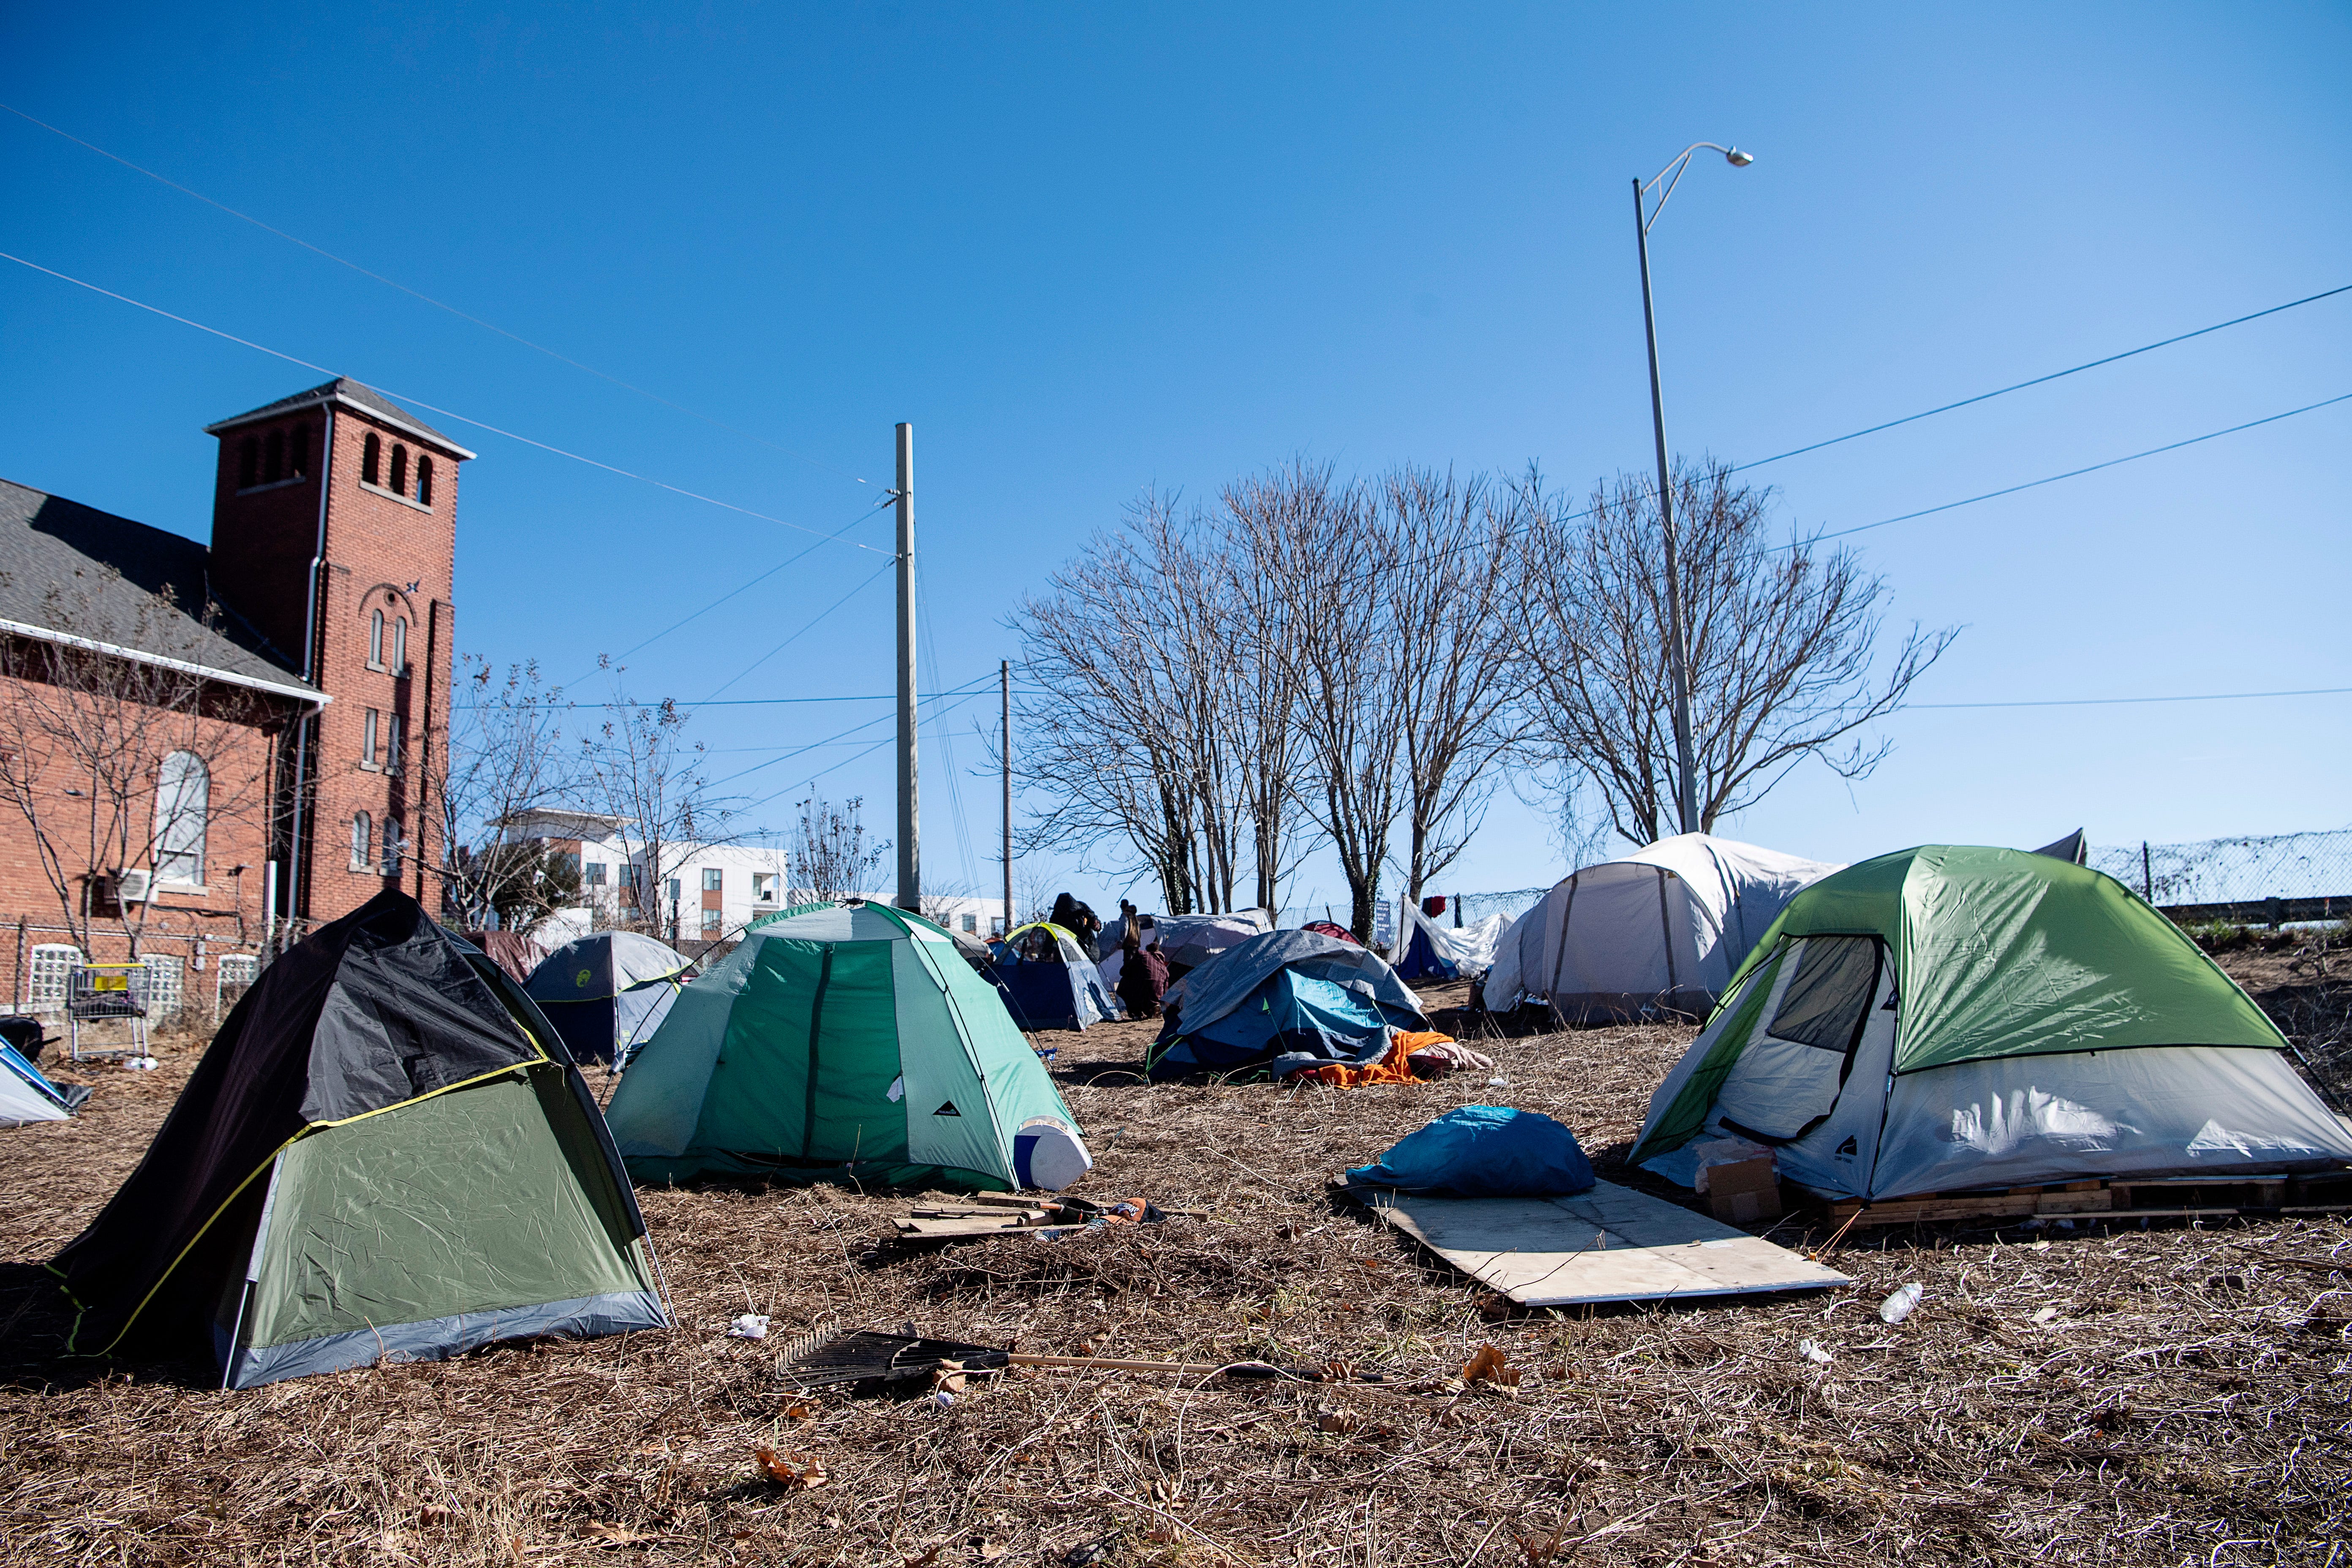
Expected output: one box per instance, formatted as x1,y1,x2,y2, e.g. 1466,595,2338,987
1822,1172,2352,1228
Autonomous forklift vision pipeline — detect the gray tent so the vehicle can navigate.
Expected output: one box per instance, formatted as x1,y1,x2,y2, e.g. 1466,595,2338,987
525,933,693,1066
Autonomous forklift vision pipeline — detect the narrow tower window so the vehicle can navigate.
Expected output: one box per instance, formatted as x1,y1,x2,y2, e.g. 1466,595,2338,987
389,444,409,495
239,436,259,488
264,428,284,484
351,811,373,870
382,817,404,877
416,456,434,507
362,708,379,768
362,433,382,485
291,423,310,477
392,615,408,675
369,610,385,669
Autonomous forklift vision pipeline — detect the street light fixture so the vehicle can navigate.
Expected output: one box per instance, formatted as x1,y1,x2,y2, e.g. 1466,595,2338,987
1633,140,1753,836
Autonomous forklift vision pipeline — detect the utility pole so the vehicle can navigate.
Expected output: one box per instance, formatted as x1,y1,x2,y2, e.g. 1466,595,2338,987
895,423,919,912
1000,659,1014,935
1634,177,1701,838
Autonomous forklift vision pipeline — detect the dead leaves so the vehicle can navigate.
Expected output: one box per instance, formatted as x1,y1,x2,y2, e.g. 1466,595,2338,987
1459,1343,1522,1387
754,1447,829,1489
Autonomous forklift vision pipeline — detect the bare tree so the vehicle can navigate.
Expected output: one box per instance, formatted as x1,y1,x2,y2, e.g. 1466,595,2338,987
1214,469,1323,912
1512,460,1955,844
791,792,889,900
1010,491,1251,914
1379,466,1527,902
1236,464,1407,941
576,670,741,941
434,655,581,932
0,572,277,957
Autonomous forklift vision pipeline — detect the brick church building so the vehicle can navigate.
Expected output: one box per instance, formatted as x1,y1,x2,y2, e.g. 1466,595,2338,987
0,379,470,1016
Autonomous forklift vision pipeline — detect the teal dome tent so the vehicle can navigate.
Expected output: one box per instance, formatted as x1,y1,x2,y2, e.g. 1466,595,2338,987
1631,846,2352,1201
604,901,1089,1190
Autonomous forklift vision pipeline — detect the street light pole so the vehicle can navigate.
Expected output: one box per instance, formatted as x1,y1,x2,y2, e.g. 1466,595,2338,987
1632,142,1752,838
1633,177,1700,838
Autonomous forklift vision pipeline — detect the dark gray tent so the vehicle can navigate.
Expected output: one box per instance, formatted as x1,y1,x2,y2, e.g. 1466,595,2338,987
51,893,667,1388
525,932,692,1065
2031,829,2089,865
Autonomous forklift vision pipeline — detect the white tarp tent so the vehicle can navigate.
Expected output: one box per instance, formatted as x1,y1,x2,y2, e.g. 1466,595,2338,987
1481,834,1841,1023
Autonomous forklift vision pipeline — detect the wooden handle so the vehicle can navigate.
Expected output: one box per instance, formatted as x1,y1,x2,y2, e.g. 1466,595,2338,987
1004,1353,1289,1377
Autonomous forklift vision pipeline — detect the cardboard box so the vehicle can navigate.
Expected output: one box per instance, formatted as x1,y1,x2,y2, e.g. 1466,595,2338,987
1701,1152,1782,1225
1709,1184,1783,1225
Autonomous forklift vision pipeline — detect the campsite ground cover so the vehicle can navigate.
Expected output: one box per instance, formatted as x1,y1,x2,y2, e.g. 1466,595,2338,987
2,966,2348,1566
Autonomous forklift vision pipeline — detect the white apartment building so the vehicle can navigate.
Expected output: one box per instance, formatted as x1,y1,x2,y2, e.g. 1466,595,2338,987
495,808,1008,945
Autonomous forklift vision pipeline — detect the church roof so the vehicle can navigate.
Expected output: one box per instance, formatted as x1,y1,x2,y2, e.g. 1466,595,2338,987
205,378,476,460
0,477,321,702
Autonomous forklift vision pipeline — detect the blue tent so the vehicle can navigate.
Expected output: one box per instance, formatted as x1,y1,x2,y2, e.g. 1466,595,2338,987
1148,930,1425,1081
0,1037,88,1127
991,923,1119,1032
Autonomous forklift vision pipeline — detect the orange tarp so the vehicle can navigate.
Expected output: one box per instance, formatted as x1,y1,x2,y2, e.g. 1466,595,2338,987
1287,1030,1456,1088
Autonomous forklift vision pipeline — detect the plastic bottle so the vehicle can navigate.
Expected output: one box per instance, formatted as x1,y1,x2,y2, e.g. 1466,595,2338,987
1878,1282,1925,1324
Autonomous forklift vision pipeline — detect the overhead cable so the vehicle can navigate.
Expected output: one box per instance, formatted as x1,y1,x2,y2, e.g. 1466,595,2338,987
0,250,892,554
1801,390,2352,545
698,558,898,702
1909,685,2352,710
0,101,873,488
1731,282,2352,474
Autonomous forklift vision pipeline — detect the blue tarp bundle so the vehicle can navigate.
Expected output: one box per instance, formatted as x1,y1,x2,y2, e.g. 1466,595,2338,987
1345,1105,1595,1198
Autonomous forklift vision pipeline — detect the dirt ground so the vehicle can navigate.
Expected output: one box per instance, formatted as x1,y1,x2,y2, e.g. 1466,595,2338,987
2,963,2349,1567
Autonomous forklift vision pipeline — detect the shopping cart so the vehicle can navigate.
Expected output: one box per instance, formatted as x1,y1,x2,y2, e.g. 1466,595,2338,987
67,963,151,1062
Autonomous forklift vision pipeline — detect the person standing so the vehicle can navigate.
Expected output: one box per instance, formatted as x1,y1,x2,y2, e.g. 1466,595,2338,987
1115,931,1170,1020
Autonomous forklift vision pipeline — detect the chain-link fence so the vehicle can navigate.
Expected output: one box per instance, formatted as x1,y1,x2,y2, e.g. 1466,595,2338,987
2089,830,2352,923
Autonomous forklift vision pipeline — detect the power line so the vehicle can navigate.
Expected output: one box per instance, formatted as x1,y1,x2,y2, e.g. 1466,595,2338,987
1802,390,2352,545
699,558,898,702
1910,685,2352,710
571,495,896,685
450,688,1003,711
0,100,874,489
0,250,893,554
1731,281,2352,474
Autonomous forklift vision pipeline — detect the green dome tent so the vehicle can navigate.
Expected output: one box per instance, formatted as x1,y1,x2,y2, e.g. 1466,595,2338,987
1630,845,2352,1201
50,892,667,1389
604,901,1089,1190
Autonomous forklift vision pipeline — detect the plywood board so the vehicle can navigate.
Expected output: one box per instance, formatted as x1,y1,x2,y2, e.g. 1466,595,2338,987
1354,1180,1849,1307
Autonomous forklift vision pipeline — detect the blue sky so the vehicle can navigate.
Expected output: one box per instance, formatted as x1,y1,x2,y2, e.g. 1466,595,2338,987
3,3,2347,915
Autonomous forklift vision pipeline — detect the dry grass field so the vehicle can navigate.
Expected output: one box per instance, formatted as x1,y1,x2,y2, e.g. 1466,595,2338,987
2,957,2349,1567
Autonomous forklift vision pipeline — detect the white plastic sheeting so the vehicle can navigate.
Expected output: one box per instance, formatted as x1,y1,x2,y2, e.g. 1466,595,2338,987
1482,834,1840,1021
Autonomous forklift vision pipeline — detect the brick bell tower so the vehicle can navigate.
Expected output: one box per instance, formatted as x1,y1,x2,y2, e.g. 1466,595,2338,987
205,379,471,929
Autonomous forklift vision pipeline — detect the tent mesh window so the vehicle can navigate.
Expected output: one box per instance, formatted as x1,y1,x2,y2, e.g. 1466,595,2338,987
1766,937,1879,1051
27,945,82,1014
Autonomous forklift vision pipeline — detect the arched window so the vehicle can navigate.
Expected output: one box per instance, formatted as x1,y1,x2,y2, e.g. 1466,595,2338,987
369,610,385,668
383,816,404,877
416,455,434,507
351,811,373,870
362,433,382,486
238,436,260,488
389,444,409,495
153,751,209,885
291,423,311,477
392,615,407,674
264,428,284,484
